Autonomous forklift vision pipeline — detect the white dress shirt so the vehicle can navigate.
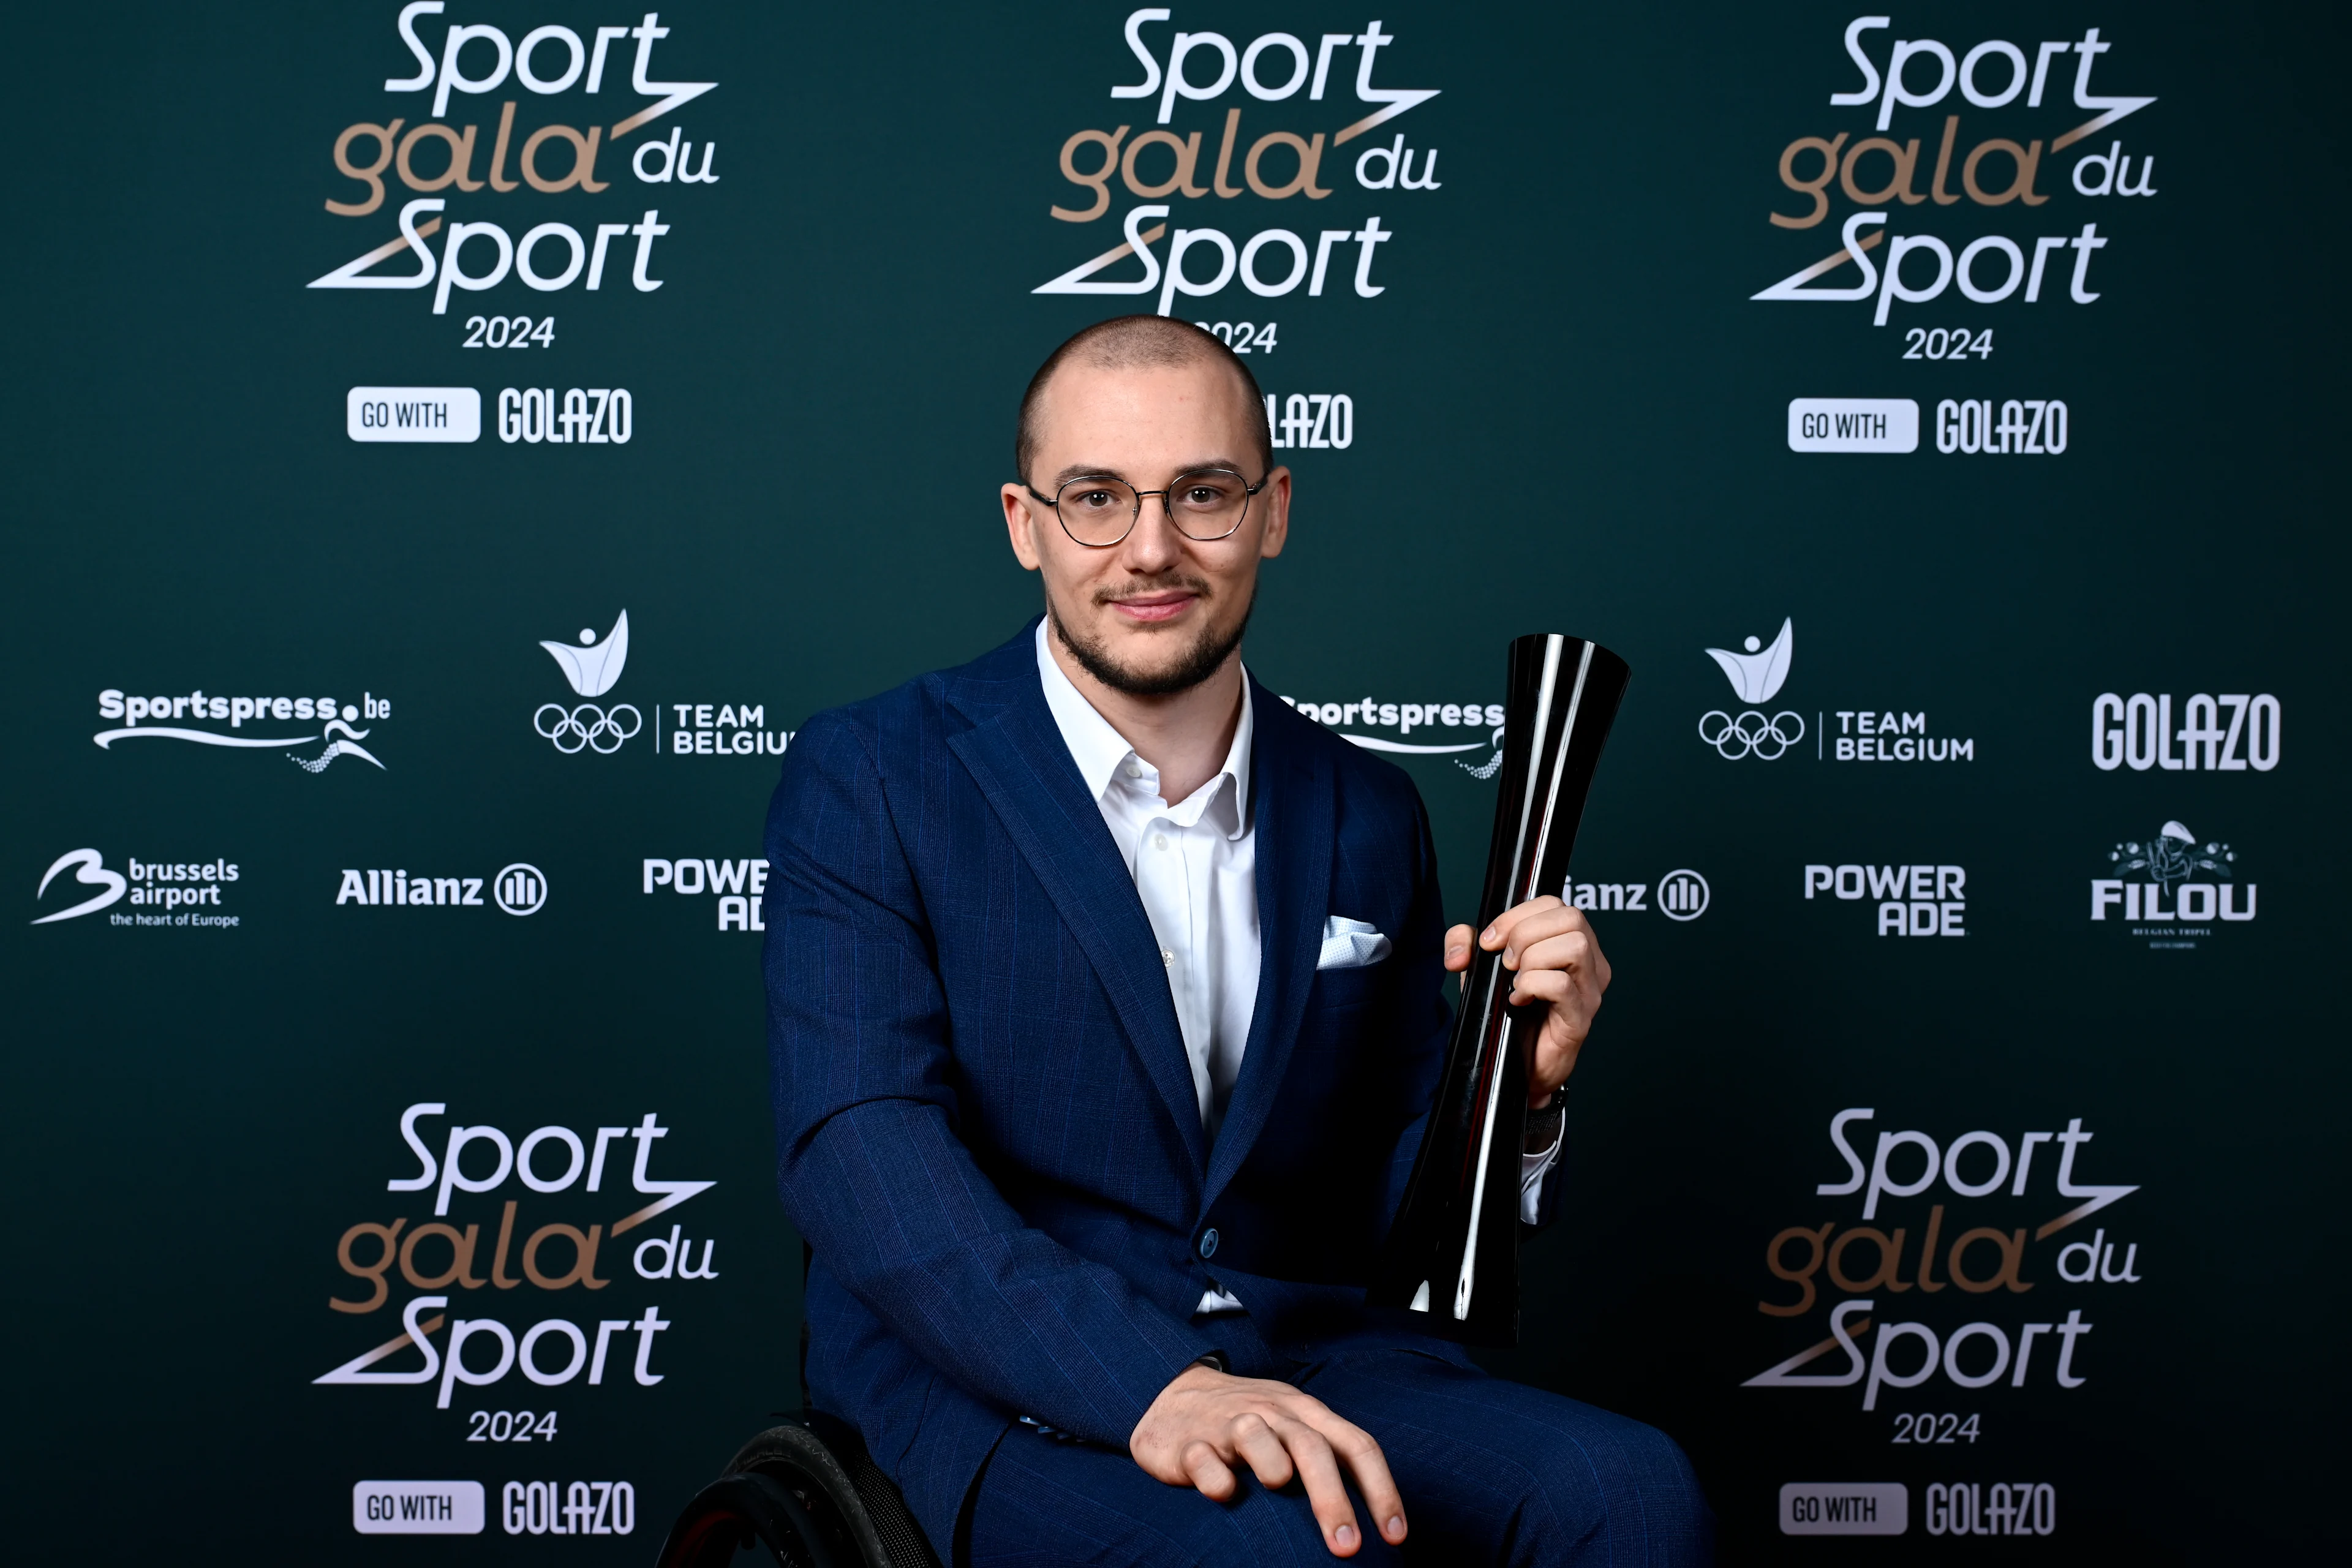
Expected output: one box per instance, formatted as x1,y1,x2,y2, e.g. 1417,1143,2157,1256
1033,624,1559,1319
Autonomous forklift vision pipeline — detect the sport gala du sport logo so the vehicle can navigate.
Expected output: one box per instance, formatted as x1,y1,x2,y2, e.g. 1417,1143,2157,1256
532,609,793,758
1035,12,1443,315
1697,618,1973,765
309,6,722,315
1753,21,2157,330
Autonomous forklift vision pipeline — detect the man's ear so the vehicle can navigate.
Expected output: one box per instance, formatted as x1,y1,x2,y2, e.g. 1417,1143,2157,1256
1256,466,1292,560
1001,483,1044,572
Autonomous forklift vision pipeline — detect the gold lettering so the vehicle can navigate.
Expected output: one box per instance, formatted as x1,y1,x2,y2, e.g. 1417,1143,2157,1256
488,100,519,193
1121,129,1207,200
1828,1225,1911,1292
332,1218,407,1313
1212,107,1243,198
1052,126,1129,222
1948,1226,2035,1293
399,1221,485,1290
1839,137,1924,206
328,121,405,216
1243,132,1331,200
1962,138,2048,206
396,123,484,193
1761,1222,1833,1317
491,1199,521,1289
1771,133,1848,228
522,1223,611,1290
521,124,609,194
1913,1204,1947,1292
1929,115,1961,205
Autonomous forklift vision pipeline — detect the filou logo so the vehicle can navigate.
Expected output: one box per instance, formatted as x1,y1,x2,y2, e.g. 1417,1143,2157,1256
2091,823,2252,949
2091,692,2278,772
336,864,546,915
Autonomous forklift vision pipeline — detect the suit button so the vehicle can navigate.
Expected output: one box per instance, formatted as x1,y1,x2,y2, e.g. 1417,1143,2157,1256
1198,1227,1219,1259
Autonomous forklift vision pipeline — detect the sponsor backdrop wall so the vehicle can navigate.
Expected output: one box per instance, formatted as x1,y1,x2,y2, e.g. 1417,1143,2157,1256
4,1,2341,1559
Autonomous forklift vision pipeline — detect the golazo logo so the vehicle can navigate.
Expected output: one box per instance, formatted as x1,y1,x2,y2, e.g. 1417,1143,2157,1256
2090,693,2279,772
95,690,388,772
1700,619,1805,760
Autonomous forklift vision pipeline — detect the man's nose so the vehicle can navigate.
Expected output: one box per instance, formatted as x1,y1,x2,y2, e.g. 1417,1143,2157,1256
1118,494,1186,571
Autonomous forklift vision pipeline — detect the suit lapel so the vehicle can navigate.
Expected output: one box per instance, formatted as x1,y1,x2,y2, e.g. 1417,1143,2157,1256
1203,685,1333,1212
943,663,1209,1178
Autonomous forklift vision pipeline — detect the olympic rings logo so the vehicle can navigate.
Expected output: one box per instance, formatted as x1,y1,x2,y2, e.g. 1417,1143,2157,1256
1698,709,1806,761
533,703,643,755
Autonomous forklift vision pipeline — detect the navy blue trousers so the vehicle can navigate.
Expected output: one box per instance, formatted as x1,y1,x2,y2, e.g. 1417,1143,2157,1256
964,1348,1712,1566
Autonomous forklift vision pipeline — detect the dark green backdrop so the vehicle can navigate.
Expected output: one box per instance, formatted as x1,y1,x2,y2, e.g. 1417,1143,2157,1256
4,1,2342,1559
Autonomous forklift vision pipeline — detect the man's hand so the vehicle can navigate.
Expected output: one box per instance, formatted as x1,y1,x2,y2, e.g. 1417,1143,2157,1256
1444,895,1611,1107
1130,1362,1407,1556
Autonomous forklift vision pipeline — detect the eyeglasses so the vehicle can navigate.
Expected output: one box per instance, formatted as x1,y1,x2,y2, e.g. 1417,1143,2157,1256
1026,468,1268,548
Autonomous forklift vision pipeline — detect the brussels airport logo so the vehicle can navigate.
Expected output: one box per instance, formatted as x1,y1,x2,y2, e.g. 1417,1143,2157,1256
1752,21,2158,329
1276,693,1506,777
307,6,720,314
1700,618,1804,761
536,610,640,753
1698,616,1975,766
94,689,389,773
2091,822,2253,950
1743,1107,2141,1415
32,850,245,929
336,863,546,914
1035,12,1440,315
314,1104,716,1408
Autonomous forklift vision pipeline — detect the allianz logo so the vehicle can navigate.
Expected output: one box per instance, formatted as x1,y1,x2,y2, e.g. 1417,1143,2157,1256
535,611,791,759
95,688,390,772
1564,870,1710,922
335,864,547,916
642,858,766,930
1803,863,1967,936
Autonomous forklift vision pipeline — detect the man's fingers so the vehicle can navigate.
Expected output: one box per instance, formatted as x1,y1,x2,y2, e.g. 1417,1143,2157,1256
1271,1419,1362,1554
1443,922,1473,973
1316,1418,1406,1548
1480,894,1566,949
1180,1439,1238,1501
1231,1412,1296,1491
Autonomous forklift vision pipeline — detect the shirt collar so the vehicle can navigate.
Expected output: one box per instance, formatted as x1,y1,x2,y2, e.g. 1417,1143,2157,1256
1034,619,1253,839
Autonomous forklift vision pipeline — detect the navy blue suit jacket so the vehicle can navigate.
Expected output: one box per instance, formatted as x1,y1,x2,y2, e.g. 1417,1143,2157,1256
763,624,1522,1551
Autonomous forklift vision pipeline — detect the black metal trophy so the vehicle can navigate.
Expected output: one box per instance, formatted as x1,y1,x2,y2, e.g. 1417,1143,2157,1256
1370,634,1631,1346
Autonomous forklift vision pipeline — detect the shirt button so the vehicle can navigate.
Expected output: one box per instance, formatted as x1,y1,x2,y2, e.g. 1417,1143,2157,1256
1198,1227,1219,1259
1153,833,1170,850
1161,949,1174,965
1123,760,1142,778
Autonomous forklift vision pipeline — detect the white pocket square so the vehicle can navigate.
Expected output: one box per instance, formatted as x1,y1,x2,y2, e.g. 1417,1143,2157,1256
1317,916,1392,970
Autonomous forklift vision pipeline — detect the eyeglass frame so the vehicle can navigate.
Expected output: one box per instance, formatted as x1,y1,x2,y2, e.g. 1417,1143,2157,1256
1023,467,1271,548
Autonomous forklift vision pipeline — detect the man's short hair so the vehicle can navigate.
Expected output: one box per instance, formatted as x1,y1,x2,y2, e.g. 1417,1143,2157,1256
1015,315,1275,483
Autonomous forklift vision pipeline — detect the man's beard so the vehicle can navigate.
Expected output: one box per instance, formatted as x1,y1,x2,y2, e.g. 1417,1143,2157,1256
1049,576,1254,698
